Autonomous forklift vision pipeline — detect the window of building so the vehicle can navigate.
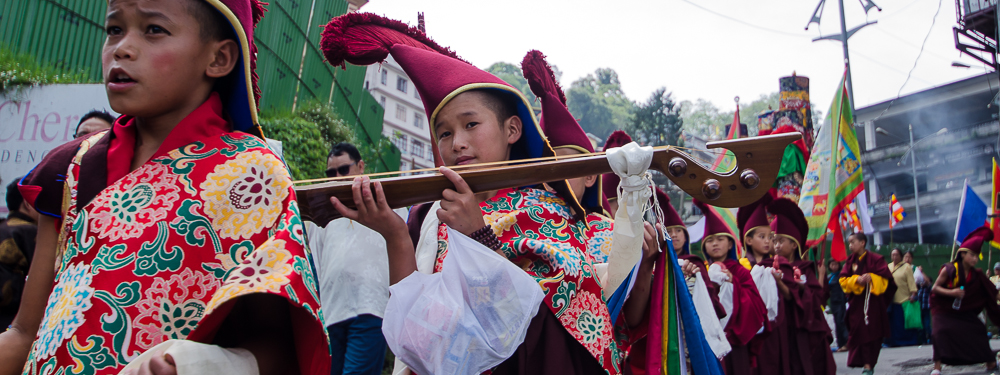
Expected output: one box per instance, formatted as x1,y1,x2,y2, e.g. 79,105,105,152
412,140,424,159
401,161,410,171
394,134,408,153
396,104,406,120
413,113,423,128
397,77,408,93
380,69,387,85
379,96,386,109
414,89,420,99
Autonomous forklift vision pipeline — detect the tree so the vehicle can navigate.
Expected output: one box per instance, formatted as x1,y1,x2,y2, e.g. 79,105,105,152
627,87,684,147
566,68,634,139
485,62,537,106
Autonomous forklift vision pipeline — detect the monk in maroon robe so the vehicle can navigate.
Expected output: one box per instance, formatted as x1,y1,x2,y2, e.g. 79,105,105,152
694,200,767,375
768,198,836,375
839,233,895,375
930,226,1000,375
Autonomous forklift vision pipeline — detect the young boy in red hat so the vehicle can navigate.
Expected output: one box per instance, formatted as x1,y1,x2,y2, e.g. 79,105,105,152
839,232,893,375
768,198,835,375
929,225,1000,375
0,1,328,374
320,14,654,375
694,200,766,375
735,194,786,375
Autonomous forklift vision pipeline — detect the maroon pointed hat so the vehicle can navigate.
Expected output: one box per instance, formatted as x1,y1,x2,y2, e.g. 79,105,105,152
768,198,808,252
322,13,553,167
657,188,685,230
601,130,633,202
522,50,602,213
737,193,773,246
694,199,738,259
959,225,994,254
196,0,267,138
694,199,735,241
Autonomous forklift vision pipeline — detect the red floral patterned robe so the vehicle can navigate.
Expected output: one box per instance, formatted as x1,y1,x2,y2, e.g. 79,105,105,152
431,188,637,375
18,95,328,374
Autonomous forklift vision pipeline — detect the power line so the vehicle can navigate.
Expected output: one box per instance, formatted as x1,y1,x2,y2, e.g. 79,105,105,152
850,50,936,84
872,0,944,122
678,0,810,39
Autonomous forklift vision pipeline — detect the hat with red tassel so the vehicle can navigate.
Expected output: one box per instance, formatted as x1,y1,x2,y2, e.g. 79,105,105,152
522,50,603,214
768,198,808,257
737,193,773,248
321,13,554,167
958,225,994,255
200,0,268,138
601,130,634,204
694,199,738,260
656,187,691,254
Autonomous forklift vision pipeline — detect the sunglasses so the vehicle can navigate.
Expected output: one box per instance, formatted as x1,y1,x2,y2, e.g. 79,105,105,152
325,162,357,178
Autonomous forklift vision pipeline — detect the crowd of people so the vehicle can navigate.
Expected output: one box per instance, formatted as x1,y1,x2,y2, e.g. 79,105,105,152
0,1,999,375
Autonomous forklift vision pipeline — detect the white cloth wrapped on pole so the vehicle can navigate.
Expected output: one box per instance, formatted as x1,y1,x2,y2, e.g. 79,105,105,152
750,265,780,322
382,228,545,375
603,142,653,299
709,263,734,329
684,259,731,359
118,340,258,375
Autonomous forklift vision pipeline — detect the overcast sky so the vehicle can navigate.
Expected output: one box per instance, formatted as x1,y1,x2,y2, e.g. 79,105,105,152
360,0,988,115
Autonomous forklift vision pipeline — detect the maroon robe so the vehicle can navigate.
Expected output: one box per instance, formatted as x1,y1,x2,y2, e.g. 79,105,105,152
749,257,792,375
840,251,895,368
719,259,767,375
931,263,1000,365
772,258,836,375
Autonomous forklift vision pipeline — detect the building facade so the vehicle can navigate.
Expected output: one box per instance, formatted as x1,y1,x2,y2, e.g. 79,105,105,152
857,73,1000,245
365,55,435,172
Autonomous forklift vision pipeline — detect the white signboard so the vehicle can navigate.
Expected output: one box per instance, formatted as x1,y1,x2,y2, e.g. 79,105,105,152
0,84,115,215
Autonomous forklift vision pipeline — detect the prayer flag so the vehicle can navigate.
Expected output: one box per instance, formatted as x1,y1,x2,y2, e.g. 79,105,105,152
991,158,1000,248
955,180,989,244
705,104,743,257
798,72,864,261
890,193,906,229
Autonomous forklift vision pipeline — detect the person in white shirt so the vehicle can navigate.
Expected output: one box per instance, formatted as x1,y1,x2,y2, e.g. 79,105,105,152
305,142,405,375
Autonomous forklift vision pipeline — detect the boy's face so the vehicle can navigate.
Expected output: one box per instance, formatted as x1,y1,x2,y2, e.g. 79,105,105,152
703,235,731,262
747,228,772,256
848,236,866,254
434,91,522,167
963,250,979,268
773,236,796,259
103,0,234,119
665,226,686,254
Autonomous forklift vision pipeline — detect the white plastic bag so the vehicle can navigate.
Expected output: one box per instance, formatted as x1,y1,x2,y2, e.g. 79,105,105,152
383,228,545,375
750,265,780,322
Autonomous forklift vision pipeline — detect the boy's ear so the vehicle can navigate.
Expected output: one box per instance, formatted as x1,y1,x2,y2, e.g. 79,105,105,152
206,39,240,79
504,115,523,146
584,174,597,188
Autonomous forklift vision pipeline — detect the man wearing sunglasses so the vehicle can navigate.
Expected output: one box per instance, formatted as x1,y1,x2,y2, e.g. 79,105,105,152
326,142,366,178
306,142,405,375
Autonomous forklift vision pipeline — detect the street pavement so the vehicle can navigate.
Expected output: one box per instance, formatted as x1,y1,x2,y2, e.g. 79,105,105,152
834,341,1000,375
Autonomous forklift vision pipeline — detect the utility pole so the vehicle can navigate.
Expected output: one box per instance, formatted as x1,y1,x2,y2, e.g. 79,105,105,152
805,0,880,117
908,125,924,244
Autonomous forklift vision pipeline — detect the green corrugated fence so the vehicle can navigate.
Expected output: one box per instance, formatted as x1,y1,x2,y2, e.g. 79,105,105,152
1,0,400,171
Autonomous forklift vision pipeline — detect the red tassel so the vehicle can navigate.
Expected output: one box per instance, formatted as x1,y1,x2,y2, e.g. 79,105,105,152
320,12,465,69
520,50,565,105
251,0,268,27
604,130,633,149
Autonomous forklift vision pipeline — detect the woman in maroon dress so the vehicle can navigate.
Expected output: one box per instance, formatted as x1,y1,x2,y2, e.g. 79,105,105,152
767,198,836,375
930,226,1000,375
694,200,767,375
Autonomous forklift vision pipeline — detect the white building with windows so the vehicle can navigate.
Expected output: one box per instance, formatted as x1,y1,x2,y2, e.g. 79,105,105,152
364,55,434,172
